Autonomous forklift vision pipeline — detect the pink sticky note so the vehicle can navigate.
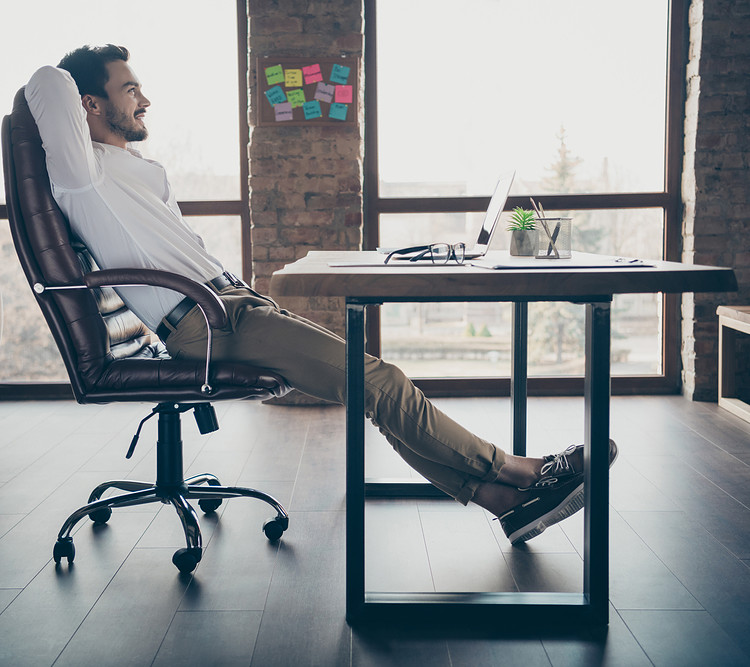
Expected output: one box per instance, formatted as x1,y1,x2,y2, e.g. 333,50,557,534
302,63,323,84
335,85,353,104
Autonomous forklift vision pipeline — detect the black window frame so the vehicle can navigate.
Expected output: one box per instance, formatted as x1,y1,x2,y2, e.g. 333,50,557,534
363,0,689,397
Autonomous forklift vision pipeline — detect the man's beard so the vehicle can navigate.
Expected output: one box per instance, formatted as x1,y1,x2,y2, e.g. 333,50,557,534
105,105,148,142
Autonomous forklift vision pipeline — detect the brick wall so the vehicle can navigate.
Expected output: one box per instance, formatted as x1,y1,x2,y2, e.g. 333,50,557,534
246,0,363,334
682,0,750,400
245,1,363,403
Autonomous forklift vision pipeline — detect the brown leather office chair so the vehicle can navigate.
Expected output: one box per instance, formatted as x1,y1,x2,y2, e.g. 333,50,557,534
2,88,291,574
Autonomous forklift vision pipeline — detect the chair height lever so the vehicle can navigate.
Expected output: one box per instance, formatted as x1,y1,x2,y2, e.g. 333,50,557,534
126,408,158,459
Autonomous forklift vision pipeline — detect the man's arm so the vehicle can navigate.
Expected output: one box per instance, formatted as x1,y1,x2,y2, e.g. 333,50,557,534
24,65,98,191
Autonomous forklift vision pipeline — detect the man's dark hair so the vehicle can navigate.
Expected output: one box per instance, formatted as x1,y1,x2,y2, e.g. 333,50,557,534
57,44,130,98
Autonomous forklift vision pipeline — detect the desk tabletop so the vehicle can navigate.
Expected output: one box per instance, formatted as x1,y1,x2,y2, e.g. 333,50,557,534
270,251,737,301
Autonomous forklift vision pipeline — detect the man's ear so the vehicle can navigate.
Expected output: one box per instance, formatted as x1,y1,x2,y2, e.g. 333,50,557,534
81,94,102,116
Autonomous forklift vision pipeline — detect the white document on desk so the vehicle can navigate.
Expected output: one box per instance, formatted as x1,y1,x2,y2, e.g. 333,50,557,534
470,251,653,270
326,260,467,268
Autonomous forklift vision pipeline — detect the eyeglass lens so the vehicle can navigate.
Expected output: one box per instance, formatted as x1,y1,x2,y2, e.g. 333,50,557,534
429,243,465,264
430,243,451,264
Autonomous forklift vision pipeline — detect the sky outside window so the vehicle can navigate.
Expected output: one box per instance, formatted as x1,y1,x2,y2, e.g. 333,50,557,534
376,0,669,197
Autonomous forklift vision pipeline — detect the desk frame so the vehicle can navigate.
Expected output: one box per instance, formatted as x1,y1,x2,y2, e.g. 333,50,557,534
345,296,612,627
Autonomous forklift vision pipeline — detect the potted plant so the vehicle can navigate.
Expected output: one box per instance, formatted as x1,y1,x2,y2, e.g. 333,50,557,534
507,207,537,256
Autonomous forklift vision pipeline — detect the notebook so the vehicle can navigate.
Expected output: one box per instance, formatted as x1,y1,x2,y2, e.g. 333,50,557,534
377,170,515,261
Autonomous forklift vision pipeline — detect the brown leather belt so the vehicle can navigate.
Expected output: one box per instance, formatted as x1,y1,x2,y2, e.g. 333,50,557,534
156,272,247,342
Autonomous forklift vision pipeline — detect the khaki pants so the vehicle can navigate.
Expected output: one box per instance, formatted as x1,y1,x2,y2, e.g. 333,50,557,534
162,286,506,504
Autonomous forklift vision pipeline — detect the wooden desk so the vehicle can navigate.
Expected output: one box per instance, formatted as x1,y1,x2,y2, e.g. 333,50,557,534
271,251,736,628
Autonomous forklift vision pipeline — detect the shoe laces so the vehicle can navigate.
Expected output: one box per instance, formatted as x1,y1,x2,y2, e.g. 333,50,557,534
539,444,577,477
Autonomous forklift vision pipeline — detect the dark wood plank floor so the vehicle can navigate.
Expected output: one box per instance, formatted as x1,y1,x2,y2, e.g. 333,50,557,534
1,394,749,666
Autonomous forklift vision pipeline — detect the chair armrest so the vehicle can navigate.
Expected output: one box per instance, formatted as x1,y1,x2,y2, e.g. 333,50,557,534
82,268,228,329
34,268,229,394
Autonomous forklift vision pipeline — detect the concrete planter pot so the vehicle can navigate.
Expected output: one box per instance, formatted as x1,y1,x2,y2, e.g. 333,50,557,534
509,229,538,256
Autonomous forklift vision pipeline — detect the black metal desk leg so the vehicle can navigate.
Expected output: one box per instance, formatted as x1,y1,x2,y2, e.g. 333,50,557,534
583,301,611,625
345,302,366,622
511,302,528,456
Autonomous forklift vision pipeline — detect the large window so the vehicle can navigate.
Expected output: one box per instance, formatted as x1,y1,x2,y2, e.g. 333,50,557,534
365,0,686,394
0,1,247,393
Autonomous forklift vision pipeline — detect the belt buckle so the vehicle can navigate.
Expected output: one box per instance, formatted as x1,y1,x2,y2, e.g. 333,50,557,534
225,271,246,288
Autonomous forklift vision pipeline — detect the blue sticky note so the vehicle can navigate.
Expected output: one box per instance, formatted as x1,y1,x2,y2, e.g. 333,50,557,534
303,100,322,120
264,85,286,106
329,102,348,121
330,63,351,85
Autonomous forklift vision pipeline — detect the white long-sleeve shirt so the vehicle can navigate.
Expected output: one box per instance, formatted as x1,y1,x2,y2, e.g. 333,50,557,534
25,65,225,332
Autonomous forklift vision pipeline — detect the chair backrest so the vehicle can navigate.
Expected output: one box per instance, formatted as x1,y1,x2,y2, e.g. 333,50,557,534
2,87,160,399
3,87,290,405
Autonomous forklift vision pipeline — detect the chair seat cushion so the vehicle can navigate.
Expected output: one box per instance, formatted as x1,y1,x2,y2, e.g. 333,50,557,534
85,358,291,403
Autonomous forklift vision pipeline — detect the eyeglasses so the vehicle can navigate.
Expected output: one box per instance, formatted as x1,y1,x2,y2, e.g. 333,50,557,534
384,242,466,265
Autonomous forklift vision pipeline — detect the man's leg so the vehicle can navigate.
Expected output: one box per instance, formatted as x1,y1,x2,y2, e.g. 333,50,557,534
163,288,619,544
165,290,511,504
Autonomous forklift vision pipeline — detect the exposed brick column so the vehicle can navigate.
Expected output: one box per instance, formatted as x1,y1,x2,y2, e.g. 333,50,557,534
682,0,750,400
246,1,363,333
244,2,364,403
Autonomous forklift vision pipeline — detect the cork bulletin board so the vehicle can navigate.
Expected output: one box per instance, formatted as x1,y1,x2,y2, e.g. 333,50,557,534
257,57,359,127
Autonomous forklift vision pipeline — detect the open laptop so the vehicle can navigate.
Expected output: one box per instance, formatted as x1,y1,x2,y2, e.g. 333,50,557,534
377,170,515,260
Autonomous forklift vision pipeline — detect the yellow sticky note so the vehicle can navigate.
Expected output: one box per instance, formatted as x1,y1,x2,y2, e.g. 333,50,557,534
284,69,303,87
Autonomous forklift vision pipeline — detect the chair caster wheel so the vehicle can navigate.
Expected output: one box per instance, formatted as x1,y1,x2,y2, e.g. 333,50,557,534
262,516,288,542
88,507,112,524
198,478,222,514
198,498,222,514
172,547,202,574
53,537,75,565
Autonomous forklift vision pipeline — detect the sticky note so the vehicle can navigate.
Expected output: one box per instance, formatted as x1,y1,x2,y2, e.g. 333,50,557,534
329,102,348,121
287,88,306,108
284,69,303,87
314,82,335,104
335,85,353,104
274,101,293,121
264,64,284,86
303,100,322,120
302,63,323,84
330,63,351,85
264,85,286,106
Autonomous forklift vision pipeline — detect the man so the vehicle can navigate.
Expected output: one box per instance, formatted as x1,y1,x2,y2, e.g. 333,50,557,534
25,45,616,545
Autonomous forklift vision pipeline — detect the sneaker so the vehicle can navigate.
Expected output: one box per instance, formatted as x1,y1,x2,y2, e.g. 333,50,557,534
499,439,619,545
521,439,618,492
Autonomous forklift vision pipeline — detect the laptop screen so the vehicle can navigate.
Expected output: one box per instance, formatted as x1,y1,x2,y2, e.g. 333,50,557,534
473,171,515,253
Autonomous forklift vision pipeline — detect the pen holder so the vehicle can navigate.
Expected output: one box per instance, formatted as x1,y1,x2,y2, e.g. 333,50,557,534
536,218,572,259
